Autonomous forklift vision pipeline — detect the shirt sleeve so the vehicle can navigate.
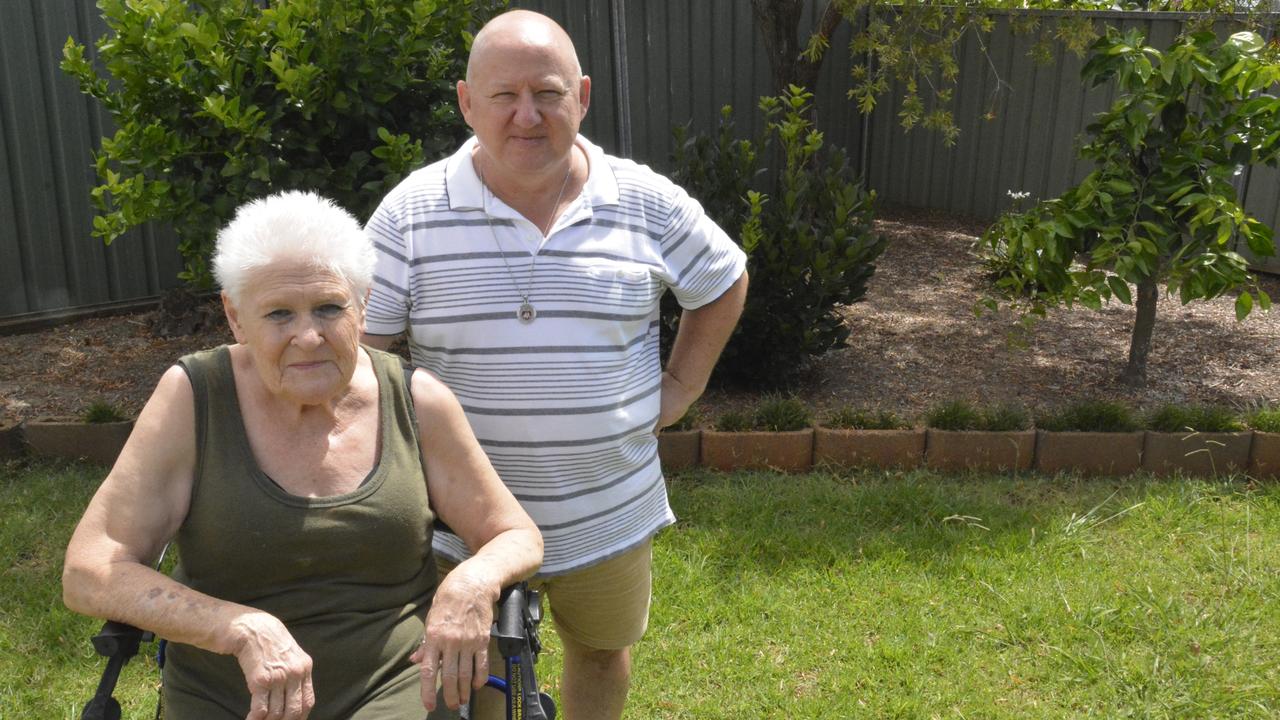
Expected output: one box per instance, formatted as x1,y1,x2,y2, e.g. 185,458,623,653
660,183,748,310
363,194,412,336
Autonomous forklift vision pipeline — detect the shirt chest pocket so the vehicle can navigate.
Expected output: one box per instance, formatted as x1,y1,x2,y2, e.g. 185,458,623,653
584,263,660,312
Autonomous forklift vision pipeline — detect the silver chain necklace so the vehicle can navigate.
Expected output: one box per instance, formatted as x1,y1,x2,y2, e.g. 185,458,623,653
478,157,573,324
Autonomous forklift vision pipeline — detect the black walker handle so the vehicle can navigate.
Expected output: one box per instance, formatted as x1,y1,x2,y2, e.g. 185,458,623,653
82,620,151,720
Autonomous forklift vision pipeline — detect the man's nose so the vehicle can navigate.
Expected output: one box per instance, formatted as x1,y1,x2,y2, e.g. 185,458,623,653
513,90,541,127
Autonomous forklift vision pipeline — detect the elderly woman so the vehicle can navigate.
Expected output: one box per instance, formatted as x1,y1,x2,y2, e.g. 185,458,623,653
63,190,542,719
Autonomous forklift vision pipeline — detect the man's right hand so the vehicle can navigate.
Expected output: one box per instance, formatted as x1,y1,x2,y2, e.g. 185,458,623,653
231,612,316,720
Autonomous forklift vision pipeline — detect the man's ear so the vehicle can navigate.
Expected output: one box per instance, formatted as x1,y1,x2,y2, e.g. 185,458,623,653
222,292,245,344
578,75,591,118
457,79,473,125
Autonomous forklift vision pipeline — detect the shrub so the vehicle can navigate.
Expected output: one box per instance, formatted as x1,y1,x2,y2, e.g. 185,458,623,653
983,403,1031,432
823,406,909,430
665,405,703,432
714,409,753,433
1147,404,1245,433
752,395,813,432
82,400,126,424
925,400,984,431
1248,408,1280,434
925,400,1030,431
62,0,501,287
671,86,887,387
1037,400,1139,432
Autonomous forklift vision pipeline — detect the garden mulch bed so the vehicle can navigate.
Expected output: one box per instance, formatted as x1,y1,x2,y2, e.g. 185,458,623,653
2,210,1279,427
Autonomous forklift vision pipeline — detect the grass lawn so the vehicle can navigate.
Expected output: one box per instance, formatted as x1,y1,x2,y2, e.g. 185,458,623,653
3,460,1278,718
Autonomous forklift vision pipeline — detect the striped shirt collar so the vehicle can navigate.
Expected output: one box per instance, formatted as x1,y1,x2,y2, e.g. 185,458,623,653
444,135,620,212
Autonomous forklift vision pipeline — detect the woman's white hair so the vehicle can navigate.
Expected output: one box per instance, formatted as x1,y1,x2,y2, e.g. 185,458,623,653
213,191,376,306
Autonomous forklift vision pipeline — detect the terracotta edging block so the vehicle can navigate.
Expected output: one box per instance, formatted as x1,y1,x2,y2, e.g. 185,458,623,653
813,427,924,469
0,422,25,460
700,429,813,472
926,429,1035,473
1250,431,1280,479
1141,431,1252,477
658,429,701,472
1034,430,1144,476
22,419,134,467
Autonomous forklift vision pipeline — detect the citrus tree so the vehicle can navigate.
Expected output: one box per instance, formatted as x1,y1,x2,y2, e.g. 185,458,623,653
62,0,501,288
980,27,1280,386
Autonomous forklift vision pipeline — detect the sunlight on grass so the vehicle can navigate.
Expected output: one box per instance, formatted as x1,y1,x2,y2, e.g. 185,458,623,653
3,460,1277,718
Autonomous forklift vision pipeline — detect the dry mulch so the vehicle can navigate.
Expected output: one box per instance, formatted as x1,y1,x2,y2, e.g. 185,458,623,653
3,212,1279,427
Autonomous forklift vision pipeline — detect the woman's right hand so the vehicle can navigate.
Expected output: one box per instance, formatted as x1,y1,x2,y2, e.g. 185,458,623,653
231,612,316,720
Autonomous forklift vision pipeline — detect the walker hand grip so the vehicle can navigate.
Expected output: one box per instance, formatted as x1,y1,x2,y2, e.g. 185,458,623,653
494,584,528,658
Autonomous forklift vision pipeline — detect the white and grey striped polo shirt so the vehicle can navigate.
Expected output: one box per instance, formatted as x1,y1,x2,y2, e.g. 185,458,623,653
365,136,746,575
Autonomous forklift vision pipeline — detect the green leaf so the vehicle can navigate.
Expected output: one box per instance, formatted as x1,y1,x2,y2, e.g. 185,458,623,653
1236,292,1254,320
1107,276,1132,304
1228,31,1264,55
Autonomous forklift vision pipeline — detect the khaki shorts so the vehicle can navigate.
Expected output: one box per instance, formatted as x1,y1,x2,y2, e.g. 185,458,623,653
435,537,653,651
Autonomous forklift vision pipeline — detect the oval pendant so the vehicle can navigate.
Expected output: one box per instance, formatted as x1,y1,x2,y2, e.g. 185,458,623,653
518,302,536,323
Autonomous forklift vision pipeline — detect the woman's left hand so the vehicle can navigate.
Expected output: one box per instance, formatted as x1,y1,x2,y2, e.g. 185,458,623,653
412,567,496,712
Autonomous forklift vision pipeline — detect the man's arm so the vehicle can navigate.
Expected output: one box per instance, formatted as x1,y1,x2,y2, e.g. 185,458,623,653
658,270,748,430
361,332,400,351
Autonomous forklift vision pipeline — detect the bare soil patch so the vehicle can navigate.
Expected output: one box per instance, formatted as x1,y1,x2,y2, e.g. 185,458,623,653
2,213,1279,427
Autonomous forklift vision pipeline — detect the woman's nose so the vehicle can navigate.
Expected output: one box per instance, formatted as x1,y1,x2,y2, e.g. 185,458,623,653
292,321,324,348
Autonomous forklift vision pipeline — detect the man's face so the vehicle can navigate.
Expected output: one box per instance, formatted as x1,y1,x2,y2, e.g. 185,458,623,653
458,37,590,181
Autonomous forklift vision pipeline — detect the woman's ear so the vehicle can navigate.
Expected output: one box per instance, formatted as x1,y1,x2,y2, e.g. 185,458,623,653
221,292,245,344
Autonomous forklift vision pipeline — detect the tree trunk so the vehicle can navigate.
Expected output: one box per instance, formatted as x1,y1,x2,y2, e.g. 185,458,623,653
1120,275,1158,387
750,0,845,95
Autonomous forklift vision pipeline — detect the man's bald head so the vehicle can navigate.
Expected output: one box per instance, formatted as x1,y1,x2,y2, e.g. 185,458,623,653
467,10,582,84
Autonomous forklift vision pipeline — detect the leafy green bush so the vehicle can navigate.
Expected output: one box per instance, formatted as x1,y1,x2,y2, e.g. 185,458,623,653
671,86,887,387
62,0,500,287
1147,404,1245,433
714,409,754,433
752,395,813,432
925,400,1030,431
1036,400,1139,432
82,400,126,424
1248,408,1280,434
823,406,909,430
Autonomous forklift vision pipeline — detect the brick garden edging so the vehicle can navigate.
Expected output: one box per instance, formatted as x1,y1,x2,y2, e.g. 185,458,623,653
6,420,1277,481
660,429,1276,479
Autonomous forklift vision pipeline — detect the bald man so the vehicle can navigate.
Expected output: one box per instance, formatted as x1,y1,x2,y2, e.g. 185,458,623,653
363,10,747,719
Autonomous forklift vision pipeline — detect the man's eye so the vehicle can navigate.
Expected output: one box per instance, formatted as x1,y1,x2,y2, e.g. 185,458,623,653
266,309,291,321
316,304,345,317
537,90,563,100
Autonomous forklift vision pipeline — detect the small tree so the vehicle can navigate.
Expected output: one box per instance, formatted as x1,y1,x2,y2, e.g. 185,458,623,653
981,28,1280,387
672,87,887,387
62,0,501,288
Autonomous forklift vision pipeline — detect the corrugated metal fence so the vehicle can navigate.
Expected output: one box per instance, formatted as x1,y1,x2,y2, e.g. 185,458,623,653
2,3,1277,322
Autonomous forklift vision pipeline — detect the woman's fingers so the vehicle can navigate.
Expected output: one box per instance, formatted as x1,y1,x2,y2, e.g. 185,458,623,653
234,613,314,720
285,670,314,719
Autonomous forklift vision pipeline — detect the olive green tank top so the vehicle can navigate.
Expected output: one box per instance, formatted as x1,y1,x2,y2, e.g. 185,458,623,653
162,346,437,719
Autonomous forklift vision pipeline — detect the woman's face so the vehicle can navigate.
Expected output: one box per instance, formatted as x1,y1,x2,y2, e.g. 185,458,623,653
223,263,366,406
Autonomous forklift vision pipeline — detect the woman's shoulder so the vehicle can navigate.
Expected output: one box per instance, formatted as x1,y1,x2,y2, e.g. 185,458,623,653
176,344,232,373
